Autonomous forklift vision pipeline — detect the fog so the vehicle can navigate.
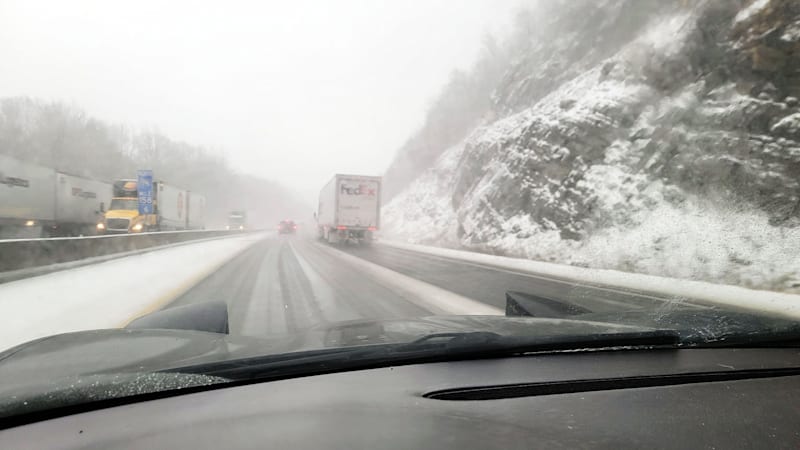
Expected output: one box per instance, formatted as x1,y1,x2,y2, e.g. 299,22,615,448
0,0,525,203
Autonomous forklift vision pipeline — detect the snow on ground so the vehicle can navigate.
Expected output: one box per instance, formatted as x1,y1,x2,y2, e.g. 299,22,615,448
381,144,464,246
734,0,770,24
571,201,800,291
380,240,800,321
386,170,800,294
0,233,265,352
772,112,800,135
781,19,800,42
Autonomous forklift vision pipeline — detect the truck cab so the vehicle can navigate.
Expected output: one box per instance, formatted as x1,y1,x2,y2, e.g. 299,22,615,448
226,211,247,230
97,180,155,233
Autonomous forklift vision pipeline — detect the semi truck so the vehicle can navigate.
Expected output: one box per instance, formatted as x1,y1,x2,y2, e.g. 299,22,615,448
226,211,247,230
316,174,381,244
99,178,205,233
0,155,111,238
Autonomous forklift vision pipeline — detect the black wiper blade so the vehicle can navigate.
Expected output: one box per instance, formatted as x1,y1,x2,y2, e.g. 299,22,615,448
167,329,680,382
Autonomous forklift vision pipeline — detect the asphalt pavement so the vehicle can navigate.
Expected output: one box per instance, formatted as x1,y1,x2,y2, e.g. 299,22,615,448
169,234,690,339
169,235,431,339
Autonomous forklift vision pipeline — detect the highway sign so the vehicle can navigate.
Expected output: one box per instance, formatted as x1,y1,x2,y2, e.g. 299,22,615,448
137,170,154,214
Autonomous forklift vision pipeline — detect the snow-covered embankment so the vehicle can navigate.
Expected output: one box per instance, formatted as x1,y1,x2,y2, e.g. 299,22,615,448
0,233,265,351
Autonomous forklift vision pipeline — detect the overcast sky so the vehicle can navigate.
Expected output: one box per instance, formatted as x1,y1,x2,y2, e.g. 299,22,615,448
0,0,526,204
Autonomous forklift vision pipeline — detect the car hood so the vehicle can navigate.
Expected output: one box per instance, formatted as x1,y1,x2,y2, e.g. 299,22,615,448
0,311,793,422
3,306,798,388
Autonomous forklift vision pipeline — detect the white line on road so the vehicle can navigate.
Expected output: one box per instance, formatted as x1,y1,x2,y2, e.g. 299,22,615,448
375,245,704,311
289,241,362,323
313,242,502,316
240,241,287,336
380,240,800,319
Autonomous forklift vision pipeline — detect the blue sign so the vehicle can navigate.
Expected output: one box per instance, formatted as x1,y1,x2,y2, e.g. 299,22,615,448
137,170,154,214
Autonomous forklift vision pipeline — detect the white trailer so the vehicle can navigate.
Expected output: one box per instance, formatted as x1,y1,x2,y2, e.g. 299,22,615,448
55,172,112,232
186,192,206,230
316,174,381,244
0,155,111,238
155,182,188,231
0,155,56,238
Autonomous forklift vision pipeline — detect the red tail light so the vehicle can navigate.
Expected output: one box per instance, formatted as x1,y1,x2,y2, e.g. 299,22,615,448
336,226,347,230
368,226,377,231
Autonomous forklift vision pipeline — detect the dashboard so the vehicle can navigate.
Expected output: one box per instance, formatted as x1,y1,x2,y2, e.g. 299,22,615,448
1,347,799,449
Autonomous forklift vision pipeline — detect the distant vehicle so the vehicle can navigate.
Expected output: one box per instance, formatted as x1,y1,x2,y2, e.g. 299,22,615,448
98,178,205,233
226,211,247,230
278,219,297,234
316,174,380,244
0,155,111,238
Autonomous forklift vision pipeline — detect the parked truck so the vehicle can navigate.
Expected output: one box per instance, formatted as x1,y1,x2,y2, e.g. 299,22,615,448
0,155,111,238
99,178,205,233
316,174,381,244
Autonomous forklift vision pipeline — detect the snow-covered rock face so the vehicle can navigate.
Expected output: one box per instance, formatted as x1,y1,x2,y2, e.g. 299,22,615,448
384,0,800,292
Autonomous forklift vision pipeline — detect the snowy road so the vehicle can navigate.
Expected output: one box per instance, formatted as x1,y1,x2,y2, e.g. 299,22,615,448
165,234,703,340
169,236,499,339
10,231,792,351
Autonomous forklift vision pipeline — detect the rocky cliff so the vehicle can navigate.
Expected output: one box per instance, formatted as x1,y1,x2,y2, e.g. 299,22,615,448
383,0,800,292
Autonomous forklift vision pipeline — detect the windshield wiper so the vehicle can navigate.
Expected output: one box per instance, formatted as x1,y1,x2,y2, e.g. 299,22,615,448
167,329,680,382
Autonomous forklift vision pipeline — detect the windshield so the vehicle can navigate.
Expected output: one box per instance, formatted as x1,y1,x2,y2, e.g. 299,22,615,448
109,198,139,211
1,0,800,424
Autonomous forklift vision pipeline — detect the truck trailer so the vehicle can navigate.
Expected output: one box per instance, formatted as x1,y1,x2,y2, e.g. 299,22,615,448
316,174,381,244
99,178,205,233
0,155,111,238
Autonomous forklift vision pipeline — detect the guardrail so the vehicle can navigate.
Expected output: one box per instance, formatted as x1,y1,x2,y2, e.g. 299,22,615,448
0,230,252,275
380,240,800,320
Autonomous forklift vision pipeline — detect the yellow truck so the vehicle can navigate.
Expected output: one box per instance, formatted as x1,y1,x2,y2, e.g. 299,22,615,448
98,179,205,233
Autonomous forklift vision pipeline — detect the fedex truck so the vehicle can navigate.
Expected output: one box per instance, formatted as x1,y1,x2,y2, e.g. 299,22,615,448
0,155,111,238
316,174,381,244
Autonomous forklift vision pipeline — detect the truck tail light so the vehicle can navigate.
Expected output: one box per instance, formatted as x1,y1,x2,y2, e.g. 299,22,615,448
336,226,347,230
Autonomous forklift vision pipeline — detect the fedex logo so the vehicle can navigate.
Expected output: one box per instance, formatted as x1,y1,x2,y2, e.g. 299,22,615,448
340,183,376,196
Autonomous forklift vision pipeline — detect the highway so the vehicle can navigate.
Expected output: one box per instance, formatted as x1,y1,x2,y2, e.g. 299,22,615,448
170,237,433,338
3,230,800,352
166,233,691,340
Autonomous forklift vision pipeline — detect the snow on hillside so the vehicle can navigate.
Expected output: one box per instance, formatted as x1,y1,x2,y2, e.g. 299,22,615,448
382,144,464,246
383,0,800,293
735,0,770,23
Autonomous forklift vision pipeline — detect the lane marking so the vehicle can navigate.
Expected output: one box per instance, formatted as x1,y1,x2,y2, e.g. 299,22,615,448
313,242,502,316
292,240,430,319
374,246,706,310
379,241,800,320
288,241,337,310
241,241,287,336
